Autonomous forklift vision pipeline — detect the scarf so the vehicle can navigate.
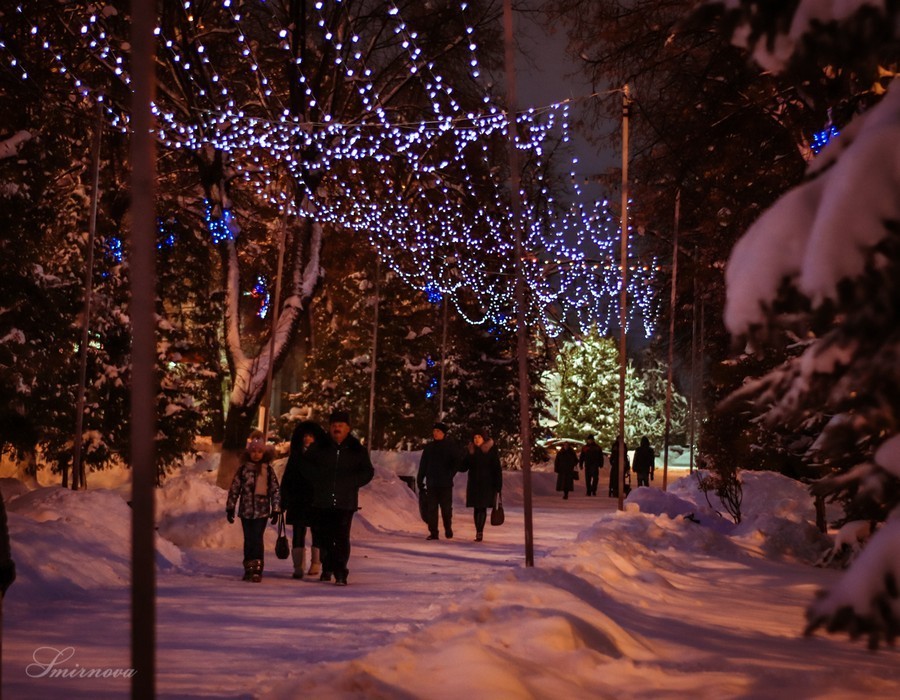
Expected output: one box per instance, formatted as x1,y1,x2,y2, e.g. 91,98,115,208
253,462,270,497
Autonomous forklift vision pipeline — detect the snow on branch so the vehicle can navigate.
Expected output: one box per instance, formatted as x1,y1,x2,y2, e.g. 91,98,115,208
725,80,900,335
805,517,900,649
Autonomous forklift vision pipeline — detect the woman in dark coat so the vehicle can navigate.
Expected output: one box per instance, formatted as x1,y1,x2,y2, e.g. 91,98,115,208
608,435,631,497
458,428,502,541
554,443,579,499
280,420,328,579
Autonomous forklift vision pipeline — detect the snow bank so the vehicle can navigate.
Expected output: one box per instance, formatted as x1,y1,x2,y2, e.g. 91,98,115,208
4,485,183,600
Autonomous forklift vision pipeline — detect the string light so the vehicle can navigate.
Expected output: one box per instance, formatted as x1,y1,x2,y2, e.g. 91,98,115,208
5,1,657,339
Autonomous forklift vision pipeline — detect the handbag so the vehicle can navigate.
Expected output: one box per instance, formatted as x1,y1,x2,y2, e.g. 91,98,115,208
490,493,505,526
275,513,290,560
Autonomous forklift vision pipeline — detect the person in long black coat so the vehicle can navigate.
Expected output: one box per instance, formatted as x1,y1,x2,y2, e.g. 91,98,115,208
608,435,631,497
299,410,374,585
579,435,604,496
281,420,328,579
633,436,655,488
458,428,502,541
417,422,462,540
554,443,579,499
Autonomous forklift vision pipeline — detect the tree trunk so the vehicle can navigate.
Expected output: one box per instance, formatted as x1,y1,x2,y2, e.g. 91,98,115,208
215,404,255,489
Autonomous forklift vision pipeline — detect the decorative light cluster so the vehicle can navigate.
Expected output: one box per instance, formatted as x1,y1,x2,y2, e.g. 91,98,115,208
251,275,270,319
811,125,840,154
6,1,658,339
204,200,236,244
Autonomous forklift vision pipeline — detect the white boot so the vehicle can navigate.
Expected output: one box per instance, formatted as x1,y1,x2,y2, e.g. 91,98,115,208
291,547,305,580
307,546,321,576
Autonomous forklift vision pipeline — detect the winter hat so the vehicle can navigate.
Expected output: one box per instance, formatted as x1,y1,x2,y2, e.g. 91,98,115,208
471,427,490,440
247,439,266,453
329,409,351,424
433,422,449,434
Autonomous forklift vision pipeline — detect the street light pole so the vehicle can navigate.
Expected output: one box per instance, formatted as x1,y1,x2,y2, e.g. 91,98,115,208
663,189,680,492
503,0,534,567
617,85,631,512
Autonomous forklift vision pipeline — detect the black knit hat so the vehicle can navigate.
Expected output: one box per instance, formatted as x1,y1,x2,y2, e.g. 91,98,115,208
471,426,490,440
433,422,449,434
329,409,351,424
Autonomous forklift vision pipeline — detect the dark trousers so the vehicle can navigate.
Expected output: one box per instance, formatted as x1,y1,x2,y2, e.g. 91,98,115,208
240,517,268,561
317,508,355,577
291,524,308,549
585,467,599,496
636,473,650,488
425,486,453,535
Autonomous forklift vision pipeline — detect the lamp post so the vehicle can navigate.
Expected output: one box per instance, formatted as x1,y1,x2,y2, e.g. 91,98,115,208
617,85,631,512
503,0,534,567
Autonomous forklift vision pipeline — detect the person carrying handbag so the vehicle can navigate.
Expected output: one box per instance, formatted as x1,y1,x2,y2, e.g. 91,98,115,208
458,427,502,542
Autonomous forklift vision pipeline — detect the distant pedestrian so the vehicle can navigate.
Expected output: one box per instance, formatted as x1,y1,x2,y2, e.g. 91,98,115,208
417,422,462,540
281,420,328,579
458,428,502,542
608,435,631,498
225,439,281,582
300,410,374,585
554,443,579,499
579,435,604,496
633,436,655,488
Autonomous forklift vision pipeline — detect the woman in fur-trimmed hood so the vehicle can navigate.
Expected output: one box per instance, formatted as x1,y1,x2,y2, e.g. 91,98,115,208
457,428,502,541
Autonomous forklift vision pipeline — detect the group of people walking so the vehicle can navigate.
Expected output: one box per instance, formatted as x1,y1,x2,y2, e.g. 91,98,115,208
416,423,503,543
225,412,656,583
554,434,656,499
226,409,374,585
225,412,504,584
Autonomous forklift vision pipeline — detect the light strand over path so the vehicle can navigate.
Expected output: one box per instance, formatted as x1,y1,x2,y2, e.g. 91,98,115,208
5,0,656,337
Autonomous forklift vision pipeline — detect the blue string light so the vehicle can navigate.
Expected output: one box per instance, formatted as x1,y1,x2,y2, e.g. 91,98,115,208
251,275,270,319
205,199,235,244
812,125,839,154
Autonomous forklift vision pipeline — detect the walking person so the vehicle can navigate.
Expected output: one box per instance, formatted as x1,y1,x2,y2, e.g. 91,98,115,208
554,442,579,499
458,428,502,542
608,435,631,498
300,410,374,585
417,422,462,540
579,435,604,496
225,439,281,582
633,436,656,488
281,420,327,579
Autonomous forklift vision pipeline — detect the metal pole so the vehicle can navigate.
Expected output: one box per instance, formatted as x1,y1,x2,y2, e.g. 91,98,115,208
503,0,534,567
367,253,381,448
258,207,289,440
688,246,698,473
72,102,103,491
130,0,157,695
438,293,448,419
663,190,679,492
617,86,630,511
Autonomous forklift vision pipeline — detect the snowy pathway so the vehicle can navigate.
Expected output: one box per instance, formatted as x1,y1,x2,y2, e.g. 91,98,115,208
6,471,900,699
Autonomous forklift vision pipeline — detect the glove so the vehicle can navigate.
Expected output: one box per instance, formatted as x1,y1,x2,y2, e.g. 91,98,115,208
270,511,280,525
226,509,235,524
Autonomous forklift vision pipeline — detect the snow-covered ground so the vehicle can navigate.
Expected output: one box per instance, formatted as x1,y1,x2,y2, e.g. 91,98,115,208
3,451,899,699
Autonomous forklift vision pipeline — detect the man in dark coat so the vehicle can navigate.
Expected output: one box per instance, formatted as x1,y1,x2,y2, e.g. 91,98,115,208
579,435,604,496
299,410,374,585
633,436,656,488
417,422,461,540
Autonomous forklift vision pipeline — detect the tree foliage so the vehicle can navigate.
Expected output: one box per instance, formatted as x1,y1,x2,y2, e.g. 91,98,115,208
546,331,687,448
